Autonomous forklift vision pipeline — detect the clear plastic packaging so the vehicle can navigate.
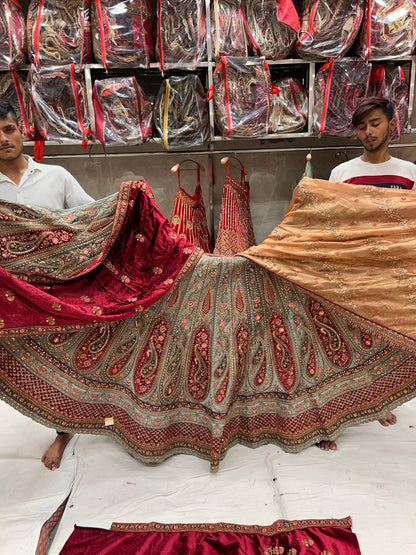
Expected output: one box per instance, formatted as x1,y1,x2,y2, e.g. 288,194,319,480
313,58,371,137
0,0,27,68
92,76,153,145
368,64,410,141
27,0,92,69
153,74,209,149
210,0,250,60
209,56,271,137
269,77,308,133
91,0,155,68
244,0,299,60
28,64,92,144
0,71,35,139
156,0,206,71
296,0,365,60
356,0,416,60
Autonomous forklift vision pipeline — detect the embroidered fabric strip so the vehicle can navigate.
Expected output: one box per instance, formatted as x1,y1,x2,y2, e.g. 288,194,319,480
1,178,416,471
59,517,362,554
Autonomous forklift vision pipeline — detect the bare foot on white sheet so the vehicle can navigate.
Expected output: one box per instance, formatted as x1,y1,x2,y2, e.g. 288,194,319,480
316,440,337,451
41,432,74,470
378,411,397,427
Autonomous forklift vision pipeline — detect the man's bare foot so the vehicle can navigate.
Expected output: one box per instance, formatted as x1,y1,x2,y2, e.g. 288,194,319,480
378,411,397,427
41,432,74,470
316,440,337,451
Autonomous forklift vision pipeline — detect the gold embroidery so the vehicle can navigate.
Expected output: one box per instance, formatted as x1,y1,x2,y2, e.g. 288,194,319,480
46,316,56,325
302,538,314,546
135,233,145,242
5,290,15,301
92,306,103,315
81,295,91,303
121,275,131,284
153,267,163,275
52,302,62,311
0,318,4,328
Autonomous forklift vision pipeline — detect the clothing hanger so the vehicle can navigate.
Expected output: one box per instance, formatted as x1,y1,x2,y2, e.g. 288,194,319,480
171,159,204,189
220,156,246,183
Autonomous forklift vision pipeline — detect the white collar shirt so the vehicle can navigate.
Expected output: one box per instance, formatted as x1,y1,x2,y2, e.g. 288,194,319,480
0,156,94,209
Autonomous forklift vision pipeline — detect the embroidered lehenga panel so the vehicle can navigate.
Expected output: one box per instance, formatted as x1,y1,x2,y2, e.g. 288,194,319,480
1,178,415,470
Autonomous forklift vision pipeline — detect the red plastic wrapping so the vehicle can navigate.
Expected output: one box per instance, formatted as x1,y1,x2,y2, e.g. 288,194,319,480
209,56,271,137
91,0,155,68
211,0,250,60
153,74,209,149
368,64,410,141
156,0,206,71
356,0,416,60
0,71,35,140
28,64,92,145
27,0,92,69
0,0,27,68
244,0,300,60
313,58,371,137
296,0,365,60
269,77,308,133
92,76,153,145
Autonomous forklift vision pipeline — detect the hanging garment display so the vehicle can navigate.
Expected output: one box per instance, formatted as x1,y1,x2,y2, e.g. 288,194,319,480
92,76,153,145
214,160,256,255
27,0,92,70
356,0,416,60
153,74,209,149
0,71,35,140
269,77,308,134
296,0,365,60
1,179,416,471
0,0,27,69
170,164,213,252
156,0,206,71
244,0,300,60
28,63,92,146
312,58,371,137
91,0,155,68
208,55,272,137
368,64,409,141
210,0,250,60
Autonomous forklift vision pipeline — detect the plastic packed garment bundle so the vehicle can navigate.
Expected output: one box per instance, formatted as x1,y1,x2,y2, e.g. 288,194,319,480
91,0,155,68
244,0,300,60
368,64,410,141
28,63,92,146
269,77,308,134
27,0,92,70
153,74,209,149
356,0,416,60
211,0,251,60
208,56,272,137
92,76,153,146
296,0,365,60
0,70,35,140
0,0,27,68
312,58,371,137
156,0,206,71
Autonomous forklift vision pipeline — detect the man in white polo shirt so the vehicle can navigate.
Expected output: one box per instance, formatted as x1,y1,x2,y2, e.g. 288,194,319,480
0,98,94,471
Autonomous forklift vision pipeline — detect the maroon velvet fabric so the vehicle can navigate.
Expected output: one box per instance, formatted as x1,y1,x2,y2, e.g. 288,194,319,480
0,181,201,334
59,519,361,554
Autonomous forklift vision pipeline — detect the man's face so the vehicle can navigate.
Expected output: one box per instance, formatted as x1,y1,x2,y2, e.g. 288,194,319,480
0,114,24,162
355,108,396,153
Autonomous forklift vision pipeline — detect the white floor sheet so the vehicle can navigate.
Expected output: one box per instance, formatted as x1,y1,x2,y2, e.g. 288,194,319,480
0,398,415,554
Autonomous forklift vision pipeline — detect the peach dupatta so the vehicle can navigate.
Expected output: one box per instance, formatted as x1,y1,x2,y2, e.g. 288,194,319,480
242,177,416,346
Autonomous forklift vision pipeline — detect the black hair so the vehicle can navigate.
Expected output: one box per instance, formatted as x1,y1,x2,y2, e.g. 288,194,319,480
352,97,395,127
0,99,19,123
